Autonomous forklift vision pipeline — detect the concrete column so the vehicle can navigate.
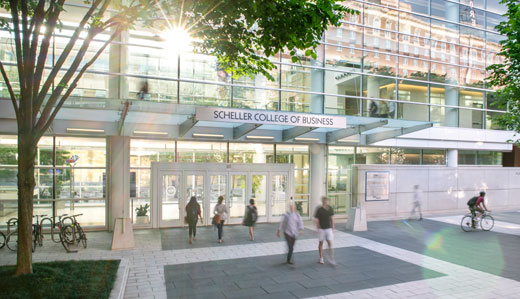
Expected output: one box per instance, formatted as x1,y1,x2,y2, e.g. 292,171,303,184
367,76,380,99
445,86,459,127
447,149,458,167
108,29,129,100
310,61,324,113
310,144,327,214
109,136,130,231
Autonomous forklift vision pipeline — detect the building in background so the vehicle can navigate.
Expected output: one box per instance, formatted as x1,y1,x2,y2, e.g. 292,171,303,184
0,0,515,229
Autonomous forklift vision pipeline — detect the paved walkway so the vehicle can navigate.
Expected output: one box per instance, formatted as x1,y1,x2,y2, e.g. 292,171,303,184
2,213,520,298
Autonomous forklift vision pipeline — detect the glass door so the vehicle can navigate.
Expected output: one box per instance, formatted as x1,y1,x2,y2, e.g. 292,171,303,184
209,173,227,223
185,173,205,225
269,173,288,221
228,173,248,224
251,173,268,222
159,172,182,227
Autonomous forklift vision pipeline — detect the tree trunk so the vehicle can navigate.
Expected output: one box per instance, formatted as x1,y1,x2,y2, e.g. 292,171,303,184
15,132,36,275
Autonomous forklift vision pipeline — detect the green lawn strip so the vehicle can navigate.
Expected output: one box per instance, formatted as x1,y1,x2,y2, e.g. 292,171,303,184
0,260,120,299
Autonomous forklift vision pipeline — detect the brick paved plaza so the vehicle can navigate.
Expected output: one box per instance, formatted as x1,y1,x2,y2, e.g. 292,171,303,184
2,212,520,299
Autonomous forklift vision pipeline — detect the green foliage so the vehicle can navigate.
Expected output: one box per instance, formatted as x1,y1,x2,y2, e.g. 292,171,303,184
135,203,149,216
487,0,520,143
0,260,120,298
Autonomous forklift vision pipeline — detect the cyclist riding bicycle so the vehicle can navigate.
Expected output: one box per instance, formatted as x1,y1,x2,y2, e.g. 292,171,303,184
467,191,489,228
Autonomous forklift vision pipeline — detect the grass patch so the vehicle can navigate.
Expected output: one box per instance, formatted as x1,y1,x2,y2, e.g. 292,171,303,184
0,260,120,299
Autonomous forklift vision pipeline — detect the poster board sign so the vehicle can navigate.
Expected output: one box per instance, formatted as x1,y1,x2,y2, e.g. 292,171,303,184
365,171,390,201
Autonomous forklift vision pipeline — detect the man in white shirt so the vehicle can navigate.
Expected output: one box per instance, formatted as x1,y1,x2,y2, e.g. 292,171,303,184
411,185,423,221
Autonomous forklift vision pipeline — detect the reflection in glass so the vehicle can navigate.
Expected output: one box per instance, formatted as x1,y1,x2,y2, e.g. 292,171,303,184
251,175,267,217
162,174,180,221
422,150,446,165
229,143,274,164
177,141,227,163
230,175,246,218
186,175,204,219
210,175,227,216
390,148,421,164
356,147,390,164
271,175,288,217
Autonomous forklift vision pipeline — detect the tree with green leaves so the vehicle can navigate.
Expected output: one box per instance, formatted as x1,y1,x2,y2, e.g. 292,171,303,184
487,0,520,141
1,0,354,275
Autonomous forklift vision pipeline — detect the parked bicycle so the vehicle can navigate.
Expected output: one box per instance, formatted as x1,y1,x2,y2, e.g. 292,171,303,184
461,211,494,232
40,214,69,245
6,217,35,252
32,214,47,250
60,214,87,252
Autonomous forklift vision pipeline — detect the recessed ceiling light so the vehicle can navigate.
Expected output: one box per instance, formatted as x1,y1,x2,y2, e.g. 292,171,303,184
246,135,275,140
192,133,224,138
133,130,168,136
294,137,320,142
66,128,104,133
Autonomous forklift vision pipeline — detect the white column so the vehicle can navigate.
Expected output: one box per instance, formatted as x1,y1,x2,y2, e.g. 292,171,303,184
109,136,130,231
310,144,327,215
108,30,128,100
447,149,458,167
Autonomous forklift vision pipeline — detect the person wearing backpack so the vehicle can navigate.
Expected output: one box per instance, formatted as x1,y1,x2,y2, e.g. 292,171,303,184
185,196,203,244
243,199,258,241
467,191,490,228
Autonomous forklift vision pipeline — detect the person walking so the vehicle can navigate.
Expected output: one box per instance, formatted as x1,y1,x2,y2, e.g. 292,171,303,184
314,196,335,265
277,202,304,264
185,196,202,245
213,196,229,244
243,199,258,241
411,185,423,220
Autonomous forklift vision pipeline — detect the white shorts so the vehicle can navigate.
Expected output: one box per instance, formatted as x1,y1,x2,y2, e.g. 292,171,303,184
318,228,334,242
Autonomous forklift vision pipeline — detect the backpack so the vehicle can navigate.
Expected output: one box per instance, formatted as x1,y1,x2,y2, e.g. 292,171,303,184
187,204,198,220
467,196,478,206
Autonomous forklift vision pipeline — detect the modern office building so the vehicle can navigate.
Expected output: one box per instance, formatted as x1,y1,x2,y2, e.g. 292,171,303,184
0,0,517,230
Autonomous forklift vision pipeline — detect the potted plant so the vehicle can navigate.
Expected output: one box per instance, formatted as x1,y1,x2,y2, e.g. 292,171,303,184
135,203,150,224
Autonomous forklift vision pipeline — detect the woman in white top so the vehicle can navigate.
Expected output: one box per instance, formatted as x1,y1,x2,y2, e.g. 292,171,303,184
213,196,229,243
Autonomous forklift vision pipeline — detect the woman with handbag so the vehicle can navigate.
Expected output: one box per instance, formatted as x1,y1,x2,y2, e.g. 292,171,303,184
185,196,202,245
213,196,229,243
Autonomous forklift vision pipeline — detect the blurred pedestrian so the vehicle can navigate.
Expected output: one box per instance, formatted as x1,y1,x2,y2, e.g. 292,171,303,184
213,196,229,244
185,196,202,244
277,202,304,264
411,185,423,221
243,199,258,241
314,196,335,265
137,81,149,100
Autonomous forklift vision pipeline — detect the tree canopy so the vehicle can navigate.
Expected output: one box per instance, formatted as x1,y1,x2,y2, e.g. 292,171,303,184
487,0,520,142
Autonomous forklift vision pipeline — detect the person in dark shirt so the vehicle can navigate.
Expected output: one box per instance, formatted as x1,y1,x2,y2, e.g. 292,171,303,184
314,196,335,265
185,196,202,244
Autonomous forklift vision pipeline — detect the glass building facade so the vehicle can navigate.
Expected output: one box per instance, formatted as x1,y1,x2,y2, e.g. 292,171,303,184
0,0,510,227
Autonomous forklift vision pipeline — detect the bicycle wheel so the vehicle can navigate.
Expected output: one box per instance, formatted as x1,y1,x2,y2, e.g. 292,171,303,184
480,215,495,231
0,231,5,249
6,232,17,252
60,225,75,252
461,215,473,232
77,225,87,249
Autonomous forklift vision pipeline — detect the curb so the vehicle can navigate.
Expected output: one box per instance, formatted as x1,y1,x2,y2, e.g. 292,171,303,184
109,258,130,299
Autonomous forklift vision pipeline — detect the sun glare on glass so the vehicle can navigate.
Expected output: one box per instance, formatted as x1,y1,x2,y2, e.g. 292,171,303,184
161,27,193,53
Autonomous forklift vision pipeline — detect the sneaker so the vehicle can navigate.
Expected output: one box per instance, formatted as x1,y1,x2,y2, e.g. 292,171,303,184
319,257,324,264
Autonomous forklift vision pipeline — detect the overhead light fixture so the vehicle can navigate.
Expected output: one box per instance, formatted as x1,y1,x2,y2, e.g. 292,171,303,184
66,128,104,133
246,135,275,140
192,133,224,138
133,130,168,136
294,137,320,142
337,139,360,143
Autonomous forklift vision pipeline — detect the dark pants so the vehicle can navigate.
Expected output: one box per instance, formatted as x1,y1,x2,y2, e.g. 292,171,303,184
284,233,296,262
217,220,225,240
188,219,198,238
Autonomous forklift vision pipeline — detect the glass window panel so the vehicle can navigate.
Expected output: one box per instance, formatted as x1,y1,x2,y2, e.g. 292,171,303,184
399,0,429,15
325,95,361,116
130,168,151,199
177,141,227,163
459,88,484,108
327,146,354,193
486,0,507,15
422,149,446,165
363,51,398,75
35,168,54,200
430,84,459,127
356,147,390,164
36,137,54,167
486,91,505,111
460,47,485,69
478,151,502,165
281,64,312,92
459,150,477,165
486,32,506,46
399,57,429,81
55,168,106,199
328,193,350,215
55,137,106,167
0,167,17,222
58,71,108,99
363,76,397,118
130,139,175,167
233,70,279,88
459,68,485,88
459,26,485,49
180,53,229,82
486,111,504,130
486,12,506,32
325,47,363,73
281,45,324,67
399,12,430,38
128,77,177,102
431,19,459,44
280,91,311,113
459,6,485,29
398,103,429,121
232,86,279,110
180,82,231,107
59,199,105,226
127,45,178,78
459,108,483,128
293,194,309,217
276,144,309,169
0,135,18,166
390,148,421,164
431,0,459,21
229,143,274,163
364,3,398,31
294,169,309,195
430,63,459,84
398,80,428,103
